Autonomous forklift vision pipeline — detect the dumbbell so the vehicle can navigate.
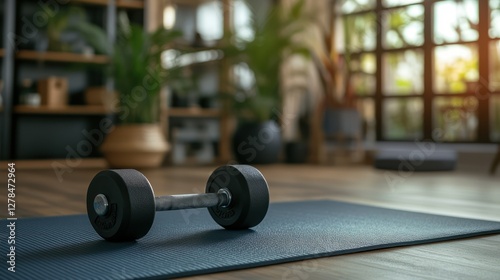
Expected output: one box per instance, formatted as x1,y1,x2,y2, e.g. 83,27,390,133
86,165,269,242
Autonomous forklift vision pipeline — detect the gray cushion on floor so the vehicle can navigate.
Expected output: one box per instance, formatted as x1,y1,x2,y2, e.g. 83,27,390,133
374,149,457,171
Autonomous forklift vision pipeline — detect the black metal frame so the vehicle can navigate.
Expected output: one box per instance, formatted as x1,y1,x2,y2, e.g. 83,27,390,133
1,0,16,159
0,0,145,160
339,0,499,143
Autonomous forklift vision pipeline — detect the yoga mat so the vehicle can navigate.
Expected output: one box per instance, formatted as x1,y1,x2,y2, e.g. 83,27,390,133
2,200,500,279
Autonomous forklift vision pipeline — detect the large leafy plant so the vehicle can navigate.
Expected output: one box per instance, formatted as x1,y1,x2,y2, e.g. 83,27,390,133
224,0,310,123
69,13,182,124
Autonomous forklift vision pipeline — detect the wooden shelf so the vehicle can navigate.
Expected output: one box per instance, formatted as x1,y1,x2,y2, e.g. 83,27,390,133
117,0,144,9
15,105,112,115
70,0,144,9
167,107,220,118
16,50,109,64
173,0,213,6
71,0,108,6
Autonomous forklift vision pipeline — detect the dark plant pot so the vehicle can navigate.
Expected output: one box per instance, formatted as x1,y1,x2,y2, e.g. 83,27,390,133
171,92,189,108
285,141,308,164
232,120,281,164
199,96,212,108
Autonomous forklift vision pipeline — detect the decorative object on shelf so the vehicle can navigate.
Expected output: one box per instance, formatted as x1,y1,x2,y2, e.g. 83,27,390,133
84,87,118,111
72,12,183,168
171,121,218,165
19,79,41,107
38,77,68,108
170,89,190,108
222,0,311,164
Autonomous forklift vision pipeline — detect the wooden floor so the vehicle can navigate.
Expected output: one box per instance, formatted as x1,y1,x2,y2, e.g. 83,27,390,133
1,153,500,279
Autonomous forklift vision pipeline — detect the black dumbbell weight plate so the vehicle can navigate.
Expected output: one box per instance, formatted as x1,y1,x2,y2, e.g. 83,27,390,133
205,165,269,229
86,169,156,242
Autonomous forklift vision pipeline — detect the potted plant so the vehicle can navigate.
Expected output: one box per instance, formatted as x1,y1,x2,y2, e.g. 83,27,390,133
70,13,182,168
223,0,310,164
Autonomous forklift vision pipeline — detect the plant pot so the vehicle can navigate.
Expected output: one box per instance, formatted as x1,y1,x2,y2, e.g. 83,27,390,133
232,120,281,164
101,124,169,168
285,141,308,164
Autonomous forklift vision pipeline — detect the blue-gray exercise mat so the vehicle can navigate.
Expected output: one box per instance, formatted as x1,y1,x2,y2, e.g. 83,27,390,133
2,200,500,279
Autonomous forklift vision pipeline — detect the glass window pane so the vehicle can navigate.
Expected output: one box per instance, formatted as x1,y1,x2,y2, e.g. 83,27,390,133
338,0,376,14
433,97,478,141
434,0,479,44
340,13,377,52
383,98,423,139
491,95,500,141
233,0,254,41
197,1,223,42
491,41,500,91
491,0,500,38
335,17,345,53
383,50,424,95
356,98,376,143
383,0,423,7
434,44,479,94
383,4,424,48
347,53,376,96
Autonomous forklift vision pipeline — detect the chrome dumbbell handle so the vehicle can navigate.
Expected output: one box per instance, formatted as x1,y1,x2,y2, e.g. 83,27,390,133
93,188,232,216
154,189,232,211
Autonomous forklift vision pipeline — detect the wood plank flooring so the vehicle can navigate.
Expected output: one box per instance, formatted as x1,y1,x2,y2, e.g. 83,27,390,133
1,153,499,279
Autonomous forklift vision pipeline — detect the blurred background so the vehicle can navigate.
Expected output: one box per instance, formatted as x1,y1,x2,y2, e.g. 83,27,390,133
0,0,498,170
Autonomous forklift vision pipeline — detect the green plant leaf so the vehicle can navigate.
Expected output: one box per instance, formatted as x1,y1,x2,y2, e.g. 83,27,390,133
221,0,311,123
69,14,184,124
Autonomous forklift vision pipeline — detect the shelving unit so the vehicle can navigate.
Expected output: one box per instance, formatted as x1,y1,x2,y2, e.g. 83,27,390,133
14,105,113,115
167,108,220,118
16,50,109,64
1,0,232,163
117,0,144,9
0,0,143,160
72,0,144,9
175,0,212,6
71,0,108,6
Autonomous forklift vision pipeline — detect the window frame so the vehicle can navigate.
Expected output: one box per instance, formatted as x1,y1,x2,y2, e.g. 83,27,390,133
336,0,497,143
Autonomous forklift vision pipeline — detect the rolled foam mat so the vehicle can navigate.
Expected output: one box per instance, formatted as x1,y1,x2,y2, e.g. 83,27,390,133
373,149,457,171
2,200,500,279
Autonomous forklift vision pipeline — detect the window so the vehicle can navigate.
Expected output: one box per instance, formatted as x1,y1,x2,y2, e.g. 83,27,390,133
433,0,478,44
336,0,499,142
196,1,223,42
383,4,424,48
433,44,478,94
383,98,423,139
383,50,424,95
